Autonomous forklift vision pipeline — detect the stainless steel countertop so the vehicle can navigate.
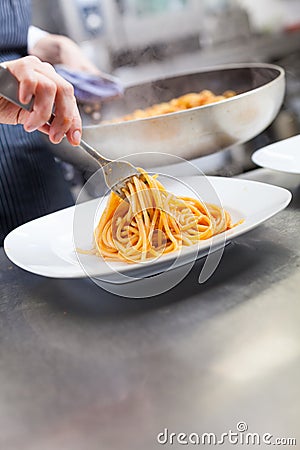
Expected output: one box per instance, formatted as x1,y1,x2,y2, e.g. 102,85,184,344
0,169,299,450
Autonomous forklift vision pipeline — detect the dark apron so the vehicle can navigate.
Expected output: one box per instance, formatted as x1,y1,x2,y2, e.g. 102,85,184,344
0,0,74,245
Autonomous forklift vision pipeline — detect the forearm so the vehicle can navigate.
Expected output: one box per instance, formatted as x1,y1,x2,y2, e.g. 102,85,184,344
29,33,100,75
29,34,69,65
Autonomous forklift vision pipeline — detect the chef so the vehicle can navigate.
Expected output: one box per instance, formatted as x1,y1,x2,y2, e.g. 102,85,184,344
0,0,99,245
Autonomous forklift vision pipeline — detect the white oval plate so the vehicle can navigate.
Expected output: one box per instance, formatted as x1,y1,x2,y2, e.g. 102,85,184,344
252,134,300,174
4,176,291,282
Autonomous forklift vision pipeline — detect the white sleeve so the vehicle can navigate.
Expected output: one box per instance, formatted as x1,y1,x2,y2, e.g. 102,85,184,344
27,25,49,51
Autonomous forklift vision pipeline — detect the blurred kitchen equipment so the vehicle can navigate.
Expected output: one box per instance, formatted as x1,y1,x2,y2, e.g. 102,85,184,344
78,63,285,168
276,51,300,126
107,0,203,52
0,65,139,199
31,0,205,72
200,2,252,48
236,0,300,34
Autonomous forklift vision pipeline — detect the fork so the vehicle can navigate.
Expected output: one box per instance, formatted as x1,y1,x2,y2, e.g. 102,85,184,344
0,64,140,199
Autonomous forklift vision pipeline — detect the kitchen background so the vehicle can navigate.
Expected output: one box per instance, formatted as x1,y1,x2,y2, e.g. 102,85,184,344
31,0,300,189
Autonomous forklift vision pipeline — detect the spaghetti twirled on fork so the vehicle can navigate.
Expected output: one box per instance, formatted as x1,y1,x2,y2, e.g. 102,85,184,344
92,171,237,263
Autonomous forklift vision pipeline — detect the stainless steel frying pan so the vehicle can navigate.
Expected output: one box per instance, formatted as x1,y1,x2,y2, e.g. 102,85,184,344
45,63,286,171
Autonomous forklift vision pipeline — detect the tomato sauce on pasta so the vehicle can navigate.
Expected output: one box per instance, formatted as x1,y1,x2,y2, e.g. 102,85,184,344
92,171,239,263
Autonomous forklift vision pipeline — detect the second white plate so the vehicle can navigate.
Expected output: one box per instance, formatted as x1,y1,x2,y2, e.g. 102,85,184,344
252,134,300,174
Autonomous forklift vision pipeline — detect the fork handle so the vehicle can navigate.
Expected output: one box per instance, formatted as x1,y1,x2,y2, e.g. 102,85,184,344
0,64,34,112
79,139,111,167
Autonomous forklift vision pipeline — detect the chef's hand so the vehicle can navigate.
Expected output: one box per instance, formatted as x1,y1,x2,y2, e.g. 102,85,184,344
0,56,82,146
29,34,101,76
